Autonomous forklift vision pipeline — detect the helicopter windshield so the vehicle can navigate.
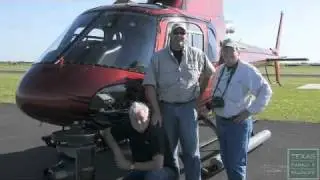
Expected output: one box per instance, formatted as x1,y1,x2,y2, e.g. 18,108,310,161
37,11,157,71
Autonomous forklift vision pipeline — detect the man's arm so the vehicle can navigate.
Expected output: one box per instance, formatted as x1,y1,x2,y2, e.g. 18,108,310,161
103,128,125,155
101,125,132,170
144,85,161,114
199,53,216,96
133,154,164,171
246,66,273,114
143,55,160,113
143,55,162,126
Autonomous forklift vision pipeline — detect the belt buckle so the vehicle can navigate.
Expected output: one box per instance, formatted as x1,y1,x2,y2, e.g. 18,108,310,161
221,115,237,121
161,99,194,105
229,115,238,121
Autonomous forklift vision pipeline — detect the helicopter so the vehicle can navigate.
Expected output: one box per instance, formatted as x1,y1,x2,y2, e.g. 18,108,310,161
15,0,307,179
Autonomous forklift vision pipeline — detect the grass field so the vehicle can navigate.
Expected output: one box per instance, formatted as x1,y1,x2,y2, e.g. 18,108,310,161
0,73,22,103
257,65,320,75
255,77,320,123
0,62,32,71
0,63,319,123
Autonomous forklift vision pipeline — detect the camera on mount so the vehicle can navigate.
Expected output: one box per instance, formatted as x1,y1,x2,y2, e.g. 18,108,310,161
211,96,225,108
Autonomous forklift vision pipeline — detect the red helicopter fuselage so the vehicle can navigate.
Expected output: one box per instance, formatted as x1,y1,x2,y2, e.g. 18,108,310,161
15,0,282,126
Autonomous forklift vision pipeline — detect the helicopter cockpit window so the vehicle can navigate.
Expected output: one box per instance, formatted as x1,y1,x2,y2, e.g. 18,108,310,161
36,12,99,63
36,11,157,72
85,28,104,41
70,27,84,42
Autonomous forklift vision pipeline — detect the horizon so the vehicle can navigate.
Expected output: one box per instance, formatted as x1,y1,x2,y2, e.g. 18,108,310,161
1,0,319,62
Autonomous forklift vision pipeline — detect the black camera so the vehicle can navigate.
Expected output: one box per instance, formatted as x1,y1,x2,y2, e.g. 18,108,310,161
211,96,225,108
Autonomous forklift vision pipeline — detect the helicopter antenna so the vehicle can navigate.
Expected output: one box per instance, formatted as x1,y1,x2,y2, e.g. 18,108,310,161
113,0,134,4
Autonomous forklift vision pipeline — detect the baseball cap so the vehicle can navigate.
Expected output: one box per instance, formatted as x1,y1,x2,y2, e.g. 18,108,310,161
171,23,186,34
222,38,238,49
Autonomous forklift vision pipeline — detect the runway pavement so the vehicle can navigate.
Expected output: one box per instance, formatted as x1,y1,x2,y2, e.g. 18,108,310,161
1,103,320,180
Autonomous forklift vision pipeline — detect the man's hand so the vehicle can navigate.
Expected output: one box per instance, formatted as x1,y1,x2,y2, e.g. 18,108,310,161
196,97,207,117
144,85,162,126
114,153,132,170
151,111,162,127
195,97,201,112
233,109,251,124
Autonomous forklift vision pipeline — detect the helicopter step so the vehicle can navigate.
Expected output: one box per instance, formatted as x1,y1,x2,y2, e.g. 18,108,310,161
42,122,98,180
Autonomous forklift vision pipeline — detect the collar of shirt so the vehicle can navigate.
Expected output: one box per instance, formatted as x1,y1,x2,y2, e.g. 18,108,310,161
167,46,188,64
225,60,239,71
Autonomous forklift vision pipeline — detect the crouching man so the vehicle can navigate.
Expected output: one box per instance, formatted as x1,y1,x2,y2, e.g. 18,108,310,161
100,101,178,180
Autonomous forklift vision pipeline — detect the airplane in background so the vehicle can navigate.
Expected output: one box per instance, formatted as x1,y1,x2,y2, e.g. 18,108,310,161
14,0,308,179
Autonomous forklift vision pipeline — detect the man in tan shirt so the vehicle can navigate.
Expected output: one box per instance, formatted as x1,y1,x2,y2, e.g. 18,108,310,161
143,23,216,180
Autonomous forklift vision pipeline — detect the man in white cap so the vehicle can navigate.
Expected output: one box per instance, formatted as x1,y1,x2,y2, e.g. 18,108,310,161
210,38,272,180
143,23,216,180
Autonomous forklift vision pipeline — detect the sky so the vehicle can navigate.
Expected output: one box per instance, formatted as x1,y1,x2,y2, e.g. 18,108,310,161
0,0,319,62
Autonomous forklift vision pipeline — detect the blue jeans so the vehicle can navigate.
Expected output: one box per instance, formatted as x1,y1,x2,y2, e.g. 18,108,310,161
160,100,201,180
122,167,177,180
215,115,253,180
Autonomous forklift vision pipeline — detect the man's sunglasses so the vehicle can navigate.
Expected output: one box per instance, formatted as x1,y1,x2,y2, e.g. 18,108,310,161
172,29,186,35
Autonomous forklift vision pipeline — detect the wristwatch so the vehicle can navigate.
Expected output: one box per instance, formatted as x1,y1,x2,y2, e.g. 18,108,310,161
130,163,135,170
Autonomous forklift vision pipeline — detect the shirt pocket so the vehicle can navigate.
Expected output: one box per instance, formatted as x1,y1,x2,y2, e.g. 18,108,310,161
183,65,200,85
227,80,244,103
158,66,179,89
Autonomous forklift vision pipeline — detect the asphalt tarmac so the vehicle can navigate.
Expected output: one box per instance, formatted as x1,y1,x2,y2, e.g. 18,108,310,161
1,103,320,180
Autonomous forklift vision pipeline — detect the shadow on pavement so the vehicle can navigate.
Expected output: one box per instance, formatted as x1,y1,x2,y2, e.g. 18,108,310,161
0,146,58,180
0,145,130,180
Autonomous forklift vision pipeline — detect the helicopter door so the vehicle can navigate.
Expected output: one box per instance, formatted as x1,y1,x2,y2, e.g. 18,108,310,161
207,27,219,64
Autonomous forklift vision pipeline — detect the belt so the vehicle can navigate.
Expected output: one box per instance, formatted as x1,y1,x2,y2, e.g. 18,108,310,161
160,98,196,105
218,115,239,121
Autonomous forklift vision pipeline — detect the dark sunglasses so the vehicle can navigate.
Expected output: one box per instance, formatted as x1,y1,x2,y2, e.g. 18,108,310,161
172,29,186,35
